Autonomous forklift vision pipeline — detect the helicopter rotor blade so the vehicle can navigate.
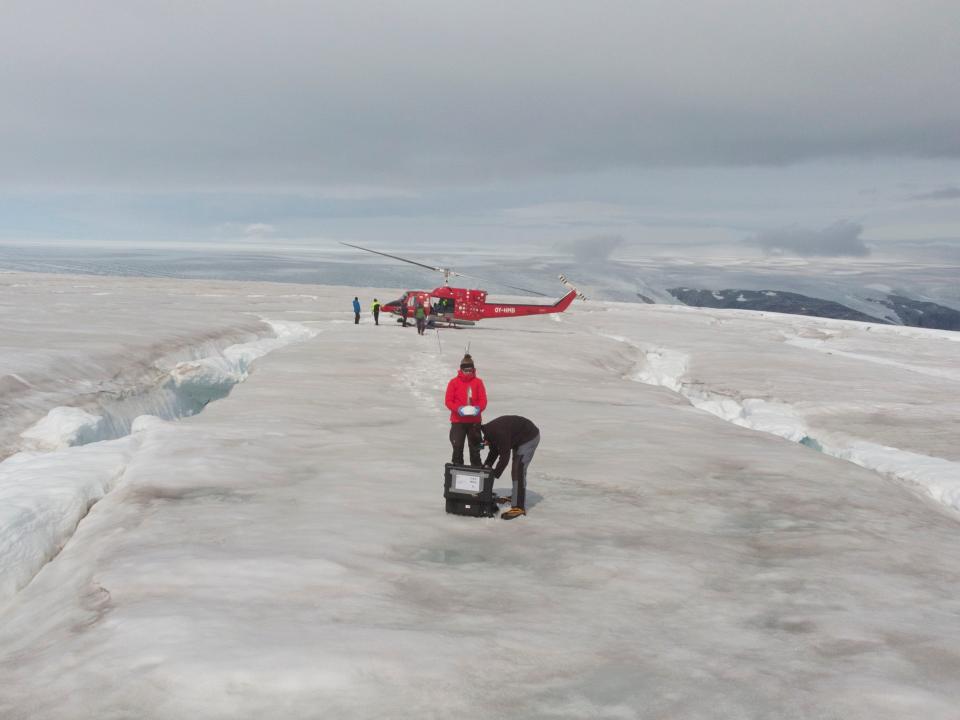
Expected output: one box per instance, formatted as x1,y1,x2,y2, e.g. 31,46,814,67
453,272,550,297
339,241,549,296
339,242,444,273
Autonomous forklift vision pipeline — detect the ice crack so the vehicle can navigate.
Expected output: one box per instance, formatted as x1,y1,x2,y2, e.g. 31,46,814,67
602,334,960,517
0,320,316,606
18,320,316,452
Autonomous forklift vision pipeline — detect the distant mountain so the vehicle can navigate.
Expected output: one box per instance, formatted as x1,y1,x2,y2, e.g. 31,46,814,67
874,295,960,331
668,288,886,324
667,288,960,331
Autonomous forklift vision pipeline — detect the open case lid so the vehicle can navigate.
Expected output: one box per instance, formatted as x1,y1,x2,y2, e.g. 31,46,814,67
445,464,494,496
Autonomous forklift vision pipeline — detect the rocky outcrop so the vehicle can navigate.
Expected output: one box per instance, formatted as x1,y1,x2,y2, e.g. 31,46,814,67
668,288,886,324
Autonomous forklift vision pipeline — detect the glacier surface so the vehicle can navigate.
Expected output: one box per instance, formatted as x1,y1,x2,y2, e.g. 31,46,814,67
1,271,959,719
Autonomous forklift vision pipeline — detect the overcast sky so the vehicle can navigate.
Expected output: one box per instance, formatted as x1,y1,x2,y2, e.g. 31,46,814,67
2,0,959,258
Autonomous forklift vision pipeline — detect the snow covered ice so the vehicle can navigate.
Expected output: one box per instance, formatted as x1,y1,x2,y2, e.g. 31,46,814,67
1,272,960,719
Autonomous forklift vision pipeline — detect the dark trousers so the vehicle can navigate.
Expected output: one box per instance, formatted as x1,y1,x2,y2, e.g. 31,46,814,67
450,423,483,467
510,433,540,509
354,312,360,324
373,309,379,325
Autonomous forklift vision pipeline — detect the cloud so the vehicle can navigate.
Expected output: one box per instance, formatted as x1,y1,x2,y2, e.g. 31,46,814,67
1,1,959,191
745,221,870,257
215,222,277,239
910,186,960,201
243,223,277,238
567,235,626,263
502,202,633,227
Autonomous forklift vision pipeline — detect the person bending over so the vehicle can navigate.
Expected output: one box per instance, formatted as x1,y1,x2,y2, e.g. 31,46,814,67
481,415,540,520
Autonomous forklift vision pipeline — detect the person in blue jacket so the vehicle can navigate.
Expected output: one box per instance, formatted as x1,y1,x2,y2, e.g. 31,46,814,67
352,296,361,324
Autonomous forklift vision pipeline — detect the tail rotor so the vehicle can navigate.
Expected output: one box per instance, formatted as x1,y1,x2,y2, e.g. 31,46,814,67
559,274,587,301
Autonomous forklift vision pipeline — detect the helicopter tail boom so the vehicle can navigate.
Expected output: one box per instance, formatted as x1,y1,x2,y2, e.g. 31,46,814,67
477,283,582,319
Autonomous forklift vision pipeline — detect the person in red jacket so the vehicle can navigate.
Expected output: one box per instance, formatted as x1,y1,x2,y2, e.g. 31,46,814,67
444,353,488,466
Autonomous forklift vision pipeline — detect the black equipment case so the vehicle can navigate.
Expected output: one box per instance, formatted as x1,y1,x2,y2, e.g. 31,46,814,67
443,463,497,517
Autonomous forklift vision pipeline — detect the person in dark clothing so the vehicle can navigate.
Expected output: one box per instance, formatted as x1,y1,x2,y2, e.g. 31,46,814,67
401,301,409,327
371,298,381,325
444,354,487,466
352,296,361,324
480,415,540,520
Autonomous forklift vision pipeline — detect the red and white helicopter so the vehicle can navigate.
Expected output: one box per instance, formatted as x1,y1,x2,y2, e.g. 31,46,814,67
340,242,586,326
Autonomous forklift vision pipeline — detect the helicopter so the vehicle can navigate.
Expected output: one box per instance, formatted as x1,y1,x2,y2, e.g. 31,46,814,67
340,242,586,326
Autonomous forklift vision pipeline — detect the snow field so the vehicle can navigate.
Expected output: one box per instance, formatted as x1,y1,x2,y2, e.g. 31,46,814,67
1,274,960,718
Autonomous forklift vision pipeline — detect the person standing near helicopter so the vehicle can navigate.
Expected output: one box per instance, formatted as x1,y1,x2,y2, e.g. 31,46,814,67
371,298,381,326
414,301,427,335
445,353,487,466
